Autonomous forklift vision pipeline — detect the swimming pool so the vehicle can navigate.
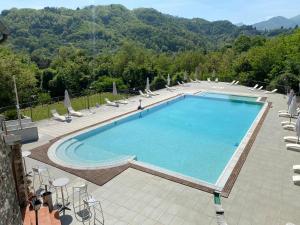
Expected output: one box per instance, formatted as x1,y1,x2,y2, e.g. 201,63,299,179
49,94,265,188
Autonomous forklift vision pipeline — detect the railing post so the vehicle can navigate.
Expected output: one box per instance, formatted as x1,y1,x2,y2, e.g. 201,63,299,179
47,104,50,119
30,105,33,119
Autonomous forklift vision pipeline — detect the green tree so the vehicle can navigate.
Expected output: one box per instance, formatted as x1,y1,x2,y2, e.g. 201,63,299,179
0,47,37,107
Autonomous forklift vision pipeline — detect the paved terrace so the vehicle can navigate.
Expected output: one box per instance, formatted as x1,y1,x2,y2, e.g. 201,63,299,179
23,82,300,225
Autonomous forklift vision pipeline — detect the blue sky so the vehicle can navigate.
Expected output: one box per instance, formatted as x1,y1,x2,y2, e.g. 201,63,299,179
1,0,299,24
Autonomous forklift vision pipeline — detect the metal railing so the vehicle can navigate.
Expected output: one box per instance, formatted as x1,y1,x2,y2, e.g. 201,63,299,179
0,78,298,122
0,88,135,122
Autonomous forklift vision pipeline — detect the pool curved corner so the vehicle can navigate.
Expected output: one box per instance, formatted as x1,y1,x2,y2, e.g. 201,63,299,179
48,133,136,170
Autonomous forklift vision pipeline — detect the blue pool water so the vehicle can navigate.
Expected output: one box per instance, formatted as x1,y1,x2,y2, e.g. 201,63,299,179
199,92,258,102
55,95,263,184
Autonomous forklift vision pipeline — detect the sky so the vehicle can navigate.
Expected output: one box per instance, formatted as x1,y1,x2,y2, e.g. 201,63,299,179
0,0,300,24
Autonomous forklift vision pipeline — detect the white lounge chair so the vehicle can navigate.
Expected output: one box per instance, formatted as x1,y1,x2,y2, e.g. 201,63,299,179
190,78,196,83
177,81,183,86
284,136,300,143
264,89,277,94
215,78,218,83
139,90,151,98
146,89,159,96
51,109,66,122
293,165,300,173
145,89,155,96
207,78,211,82
165,85,175,91
248,84,258,90
116,98,128,104
181,81,190,87
281,121,296,126
293,175,300,185
68,106,83,117
279,112,298,118
283,124,296,131
279,108,300,114
195,79,201,83
234,81,239,85
286,143,300,152
229,80,236,85
105,98,119,107
257,86,263,91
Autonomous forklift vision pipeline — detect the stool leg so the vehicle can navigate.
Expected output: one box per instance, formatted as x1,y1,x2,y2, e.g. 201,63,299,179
64,186,69,204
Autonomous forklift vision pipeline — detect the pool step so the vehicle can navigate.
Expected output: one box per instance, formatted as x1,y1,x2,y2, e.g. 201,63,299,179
57,139,134,167
60,139,83,158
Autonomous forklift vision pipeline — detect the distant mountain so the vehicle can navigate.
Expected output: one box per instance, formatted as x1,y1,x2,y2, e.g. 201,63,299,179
290,15,300,24
253,15,300,30
0,5,259,55
235,22,245,27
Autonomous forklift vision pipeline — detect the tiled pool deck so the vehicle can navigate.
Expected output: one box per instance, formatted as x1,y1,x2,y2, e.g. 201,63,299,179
23,82,300,225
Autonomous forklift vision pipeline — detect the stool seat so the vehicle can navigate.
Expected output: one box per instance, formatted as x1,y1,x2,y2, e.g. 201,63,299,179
53,178,69,187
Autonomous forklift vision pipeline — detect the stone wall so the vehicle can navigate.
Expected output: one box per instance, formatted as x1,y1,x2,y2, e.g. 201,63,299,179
0,134,22,225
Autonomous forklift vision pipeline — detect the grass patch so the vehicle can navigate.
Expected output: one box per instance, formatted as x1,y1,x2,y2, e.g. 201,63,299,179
21,93,128,121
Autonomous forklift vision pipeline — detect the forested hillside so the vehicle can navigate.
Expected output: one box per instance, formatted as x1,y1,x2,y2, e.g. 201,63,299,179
0,5,300,109
1,4,258,55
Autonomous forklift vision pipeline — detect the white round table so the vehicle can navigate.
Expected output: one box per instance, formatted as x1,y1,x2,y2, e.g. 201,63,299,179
21,151,31,176
53,178,70,214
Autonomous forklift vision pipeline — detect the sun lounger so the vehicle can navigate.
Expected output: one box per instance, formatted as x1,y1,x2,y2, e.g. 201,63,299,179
229,80,235,85
293,165,300,173
286,143,300,152
139,90,151,98
181,81,190,86
248,84,258,90
116,99,128,104
190,78,196,83
51,109,66,122
177,81,183,86
293,175,300,185
105,98,119,107
283,124,296,131
284,136,300,143
279,108,300,114
215,78,218,83
281,121,296,126
146,89,159,96
68,106,83,117
234,81,239,85
264,89,277,94
207,78,211,82
257,86,263,91
145,89,156,96
279,112,298,118
165,85,175,91
195,79,201,83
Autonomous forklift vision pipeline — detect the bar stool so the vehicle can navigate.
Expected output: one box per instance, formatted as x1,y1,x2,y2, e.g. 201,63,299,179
73,183,91,223
32,165,51,192
52,177,70,215
72,183,104,225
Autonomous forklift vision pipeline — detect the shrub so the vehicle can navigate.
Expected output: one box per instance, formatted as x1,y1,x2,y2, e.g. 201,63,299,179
268,72,300,93
37,92,51,104
151,76,166,90
91,76,127,92
3,108,18,120
172,72,184,85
